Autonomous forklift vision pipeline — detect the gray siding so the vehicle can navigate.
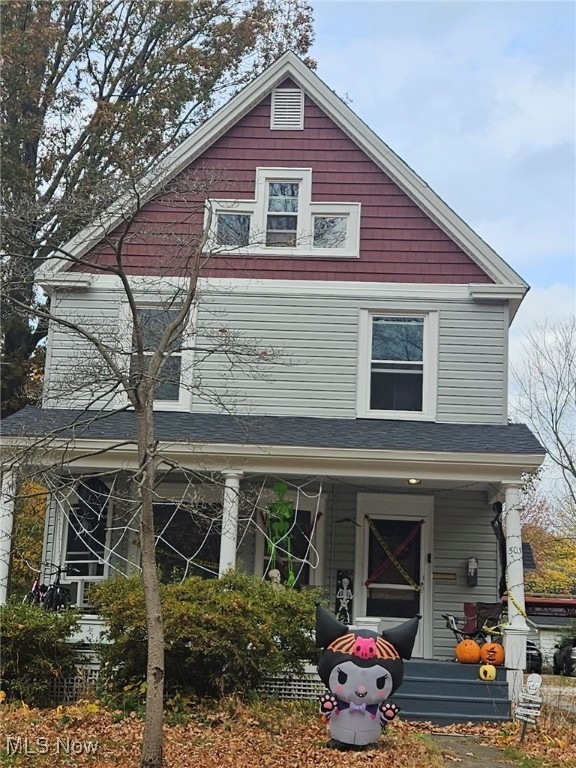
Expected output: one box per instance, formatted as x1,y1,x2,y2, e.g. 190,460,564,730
44,281,508,423
194,289,508,423
44,288,124,409
432,491,499,659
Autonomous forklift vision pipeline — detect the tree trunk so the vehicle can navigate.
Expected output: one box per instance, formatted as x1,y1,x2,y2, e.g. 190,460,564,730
136,406,164,768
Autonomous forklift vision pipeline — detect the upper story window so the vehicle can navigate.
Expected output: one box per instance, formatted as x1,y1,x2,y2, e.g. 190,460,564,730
357,311,438,421
266,182,299,246
371,317,424,411
207,167,360,258
129,307,185,405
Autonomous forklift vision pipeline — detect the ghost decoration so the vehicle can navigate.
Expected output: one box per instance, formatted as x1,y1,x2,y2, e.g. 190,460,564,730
316,605,421,750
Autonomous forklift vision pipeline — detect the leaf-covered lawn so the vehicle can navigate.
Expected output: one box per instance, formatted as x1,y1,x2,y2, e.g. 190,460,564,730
0,698,574,768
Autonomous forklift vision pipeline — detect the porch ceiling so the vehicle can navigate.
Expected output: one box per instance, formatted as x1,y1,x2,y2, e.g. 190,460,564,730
1,407,545,484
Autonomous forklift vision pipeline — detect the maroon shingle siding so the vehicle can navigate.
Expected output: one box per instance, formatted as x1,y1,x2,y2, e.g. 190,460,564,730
76,96,493,284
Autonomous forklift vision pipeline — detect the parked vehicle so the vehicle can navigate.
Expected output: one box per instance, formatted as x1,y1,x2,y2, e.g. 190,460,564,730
553,636,576,676
526,640,543,674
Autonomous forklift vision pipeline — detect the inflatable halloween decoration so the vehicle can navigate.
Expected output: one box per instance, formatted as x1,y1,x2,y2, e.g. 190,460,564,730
478,663,497,681
480,641,505,666
455,638,481,664
315,605,420,749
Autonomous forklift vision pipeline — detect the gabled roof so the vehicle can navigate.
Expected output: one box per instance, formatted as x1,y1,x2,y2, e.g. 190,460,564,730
37,52,527,291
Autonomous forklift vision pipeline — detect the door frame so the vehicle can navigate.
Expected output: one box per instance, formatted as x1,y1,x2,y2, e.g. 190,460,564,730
354,492,434,659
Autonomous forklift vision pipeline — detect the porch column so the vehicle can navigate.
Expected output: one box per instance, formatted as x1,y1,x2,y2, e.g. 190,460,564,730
502,482,529,704
218,471,243,576
0,467,17,605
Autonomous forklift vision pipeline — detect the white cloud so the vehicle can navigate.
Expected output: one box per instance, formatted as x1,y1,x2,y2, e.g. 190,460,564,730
509,283,576,370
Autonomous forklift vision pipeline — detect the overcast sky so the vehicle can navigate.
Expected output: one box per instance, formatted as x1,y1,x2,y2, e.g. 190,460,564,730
309,0,575,362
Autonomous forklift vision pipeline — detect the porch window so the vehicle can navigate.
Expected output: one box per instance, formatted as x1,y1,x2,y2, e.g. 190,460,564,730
153,502,222,582
64,478,109,578
130,307,183,402
257,487,324,588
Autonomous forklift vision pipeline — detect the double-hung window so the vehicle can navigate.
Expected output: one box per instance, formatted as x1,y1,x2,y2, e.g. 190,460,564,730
358,312,437,420
266,182,299,246
130,307,183,403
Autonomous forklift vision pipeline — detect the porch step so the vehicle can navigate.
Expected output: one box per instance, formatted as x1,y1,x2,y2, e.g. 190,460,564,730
391,659,511,724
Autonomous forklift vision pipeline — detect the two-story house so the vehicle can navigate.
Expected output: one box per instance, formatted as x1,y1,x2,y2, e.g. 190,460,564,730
0,53,544,702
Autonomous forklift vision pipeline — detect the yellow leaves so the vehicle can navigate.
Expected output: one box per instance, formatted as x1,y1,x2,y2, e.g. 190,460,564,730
0,690,6,704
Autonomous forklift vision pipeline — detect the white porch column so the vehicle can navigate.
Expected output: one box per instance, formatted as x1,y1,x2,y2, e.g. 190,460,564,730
218,471,243,576
0,468,17,605
502,482,529,704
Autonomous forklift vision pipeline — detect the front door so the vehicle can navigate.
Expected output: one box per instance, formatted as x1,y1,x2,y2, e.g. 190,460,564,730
355,493,433,658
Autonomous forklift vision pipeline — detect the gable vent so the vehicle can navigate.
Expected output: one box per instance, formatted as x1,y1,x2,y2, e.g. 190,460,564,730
271,88,304,130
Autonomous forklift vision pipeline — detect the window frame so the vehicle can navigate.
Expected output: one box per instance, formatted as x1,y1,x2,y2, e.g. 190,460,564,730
253,489,326,588
120,302,194,412
206,167,360,258
357,310,438,421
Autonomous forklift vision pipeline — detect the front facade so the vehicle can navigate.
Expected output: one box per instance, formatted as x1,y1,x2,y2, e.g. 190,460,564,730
0,54,544,695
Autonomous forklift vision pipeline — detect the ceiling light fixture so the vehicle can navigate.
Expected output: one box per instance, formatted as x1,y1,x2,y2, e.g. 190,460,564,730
407,478,421,485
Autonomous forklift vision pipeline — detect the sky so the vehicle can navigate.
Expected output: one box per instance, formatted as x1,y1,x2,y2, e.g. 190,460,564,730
309,0,575,365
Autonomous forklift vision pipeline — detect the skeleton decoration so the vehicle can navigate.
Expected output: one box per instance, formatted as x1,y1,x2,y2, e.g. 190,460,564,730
316,605,420,750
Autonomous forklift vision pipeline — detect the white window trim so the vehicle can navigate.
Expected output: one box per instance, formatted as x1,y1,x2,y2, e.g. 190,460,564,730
356,309,438,421
253,488,326,588
205,167,360,258
117,301,195,412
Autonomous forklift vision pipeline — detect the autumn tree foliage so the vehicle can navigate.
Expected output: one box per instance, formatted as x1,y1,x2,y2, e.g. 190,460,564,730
521,478,576,595
0,0,314,417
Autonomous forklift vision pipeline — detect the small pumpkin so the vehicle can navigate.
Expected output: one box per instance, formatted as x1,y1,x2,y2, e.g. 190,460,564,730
455,638,481,664
479,663,497,681
480,641,505,666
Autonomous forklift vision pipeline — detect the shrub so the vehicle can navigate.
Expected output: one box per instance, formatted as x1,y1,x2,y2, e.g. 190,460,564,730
0,602,81,706
92,571,322,700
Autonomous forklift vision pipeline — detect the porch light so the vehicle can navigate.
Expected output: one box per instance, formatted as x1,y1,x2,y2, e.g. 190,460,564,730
407,478,421,485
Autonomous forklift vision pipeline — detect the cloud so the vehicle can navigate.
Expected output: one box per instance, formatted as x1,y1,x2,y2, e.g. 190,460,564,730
509,283,576,370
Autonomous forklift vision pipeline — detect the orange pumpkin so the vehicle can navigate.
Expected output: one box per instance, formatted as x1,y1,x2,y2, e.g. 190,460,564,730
455,638,481,664
480,642,505,666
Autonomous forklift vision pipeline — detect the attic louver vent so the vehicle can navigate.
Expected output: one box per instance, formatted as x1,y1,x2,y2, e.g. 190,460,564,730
271,89,304,130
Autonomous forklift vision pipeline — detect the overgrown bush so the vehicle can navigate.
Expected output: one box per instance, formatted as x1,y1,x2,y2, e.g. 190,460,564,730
0,602,81,706
92,571,322,700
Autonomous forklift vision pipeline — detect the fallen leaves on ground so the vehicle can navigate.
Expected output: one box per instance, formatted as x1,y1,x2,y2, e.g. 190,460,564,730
0,698,574,767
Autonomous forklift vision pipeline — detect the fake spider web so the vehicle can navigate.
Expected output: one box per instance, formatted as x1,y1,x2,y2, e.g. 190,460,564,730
43,472,323,588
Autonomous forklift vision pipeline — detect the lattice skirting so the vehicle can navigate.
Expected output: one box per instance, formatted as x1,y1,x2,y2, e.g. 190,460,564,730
48,666,100,705
50,667,325,704
259,671,325,700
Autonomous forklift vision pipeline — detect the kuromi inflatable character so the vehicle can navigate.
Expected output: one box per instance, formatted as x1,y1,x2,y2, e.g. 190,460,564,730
316,605,420,749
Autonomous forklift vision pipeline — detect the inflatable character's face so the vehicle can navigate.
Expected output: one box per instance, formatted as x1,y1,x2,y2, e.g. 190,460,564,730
328,660,394,706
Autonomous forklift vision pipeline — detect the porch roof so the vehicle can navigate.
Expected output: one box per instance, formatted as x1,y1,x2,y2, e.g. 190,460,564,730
0,406,544,455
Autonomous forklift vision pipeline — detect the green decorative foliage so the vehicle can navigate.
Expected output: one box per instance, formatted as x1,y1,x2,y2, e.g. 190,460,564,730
0,603,81,706
92,571,322,701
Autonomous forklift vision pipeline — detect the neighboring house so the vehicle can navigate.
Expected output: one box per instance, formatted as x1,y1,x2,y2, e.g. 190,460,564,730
0,54,545,698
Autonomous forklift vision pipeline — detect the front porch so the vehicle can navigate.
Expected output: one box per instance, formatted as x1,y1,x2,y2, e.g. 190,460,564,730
0,407,545,706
